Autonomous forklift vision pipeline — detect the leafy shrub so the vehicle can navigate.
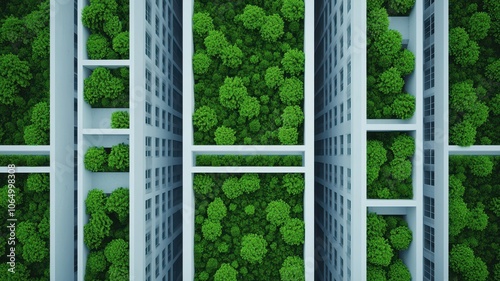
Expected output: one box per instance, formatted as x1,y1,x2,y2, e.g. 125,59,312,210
236,5,266,30
214,264,238,281
202,220,222,242
84,211,113,250
367,141,387,185
26,173,49,193
279,256,304,281
367,265,387,281
111,111,129,128
390,135,415,159
239,96,260,118
467,12,491,41
281,49,305,76
281,0,305,22
193,106,218,132
193,52,212,75
87,34,116,60
280,218,304,245
112,31,129,58
207,197,227,221
485,60,500,82
85,188,107,215
84,67,125,107
219,76,248,110
377,67,404,95
386,0,415,15
204,30,228,56
193,12,214,37
194,174,215,196
221,177,243,199
240,234,268,263
367,237,393,267
244,205,255,215
105,187,129,223
367,8,390,39
214,126,236,145
282,174,304,195
389,226,412,250
0,54,31,105
104,239,128,266
108,143,129,171
449,27,479,67
221,44,243,68
391,93,415,119
390,158,412,181
281,105,304,128
265,66,284,89
84,147,108,172
388,259,411,281
367,212,387,237
279,78,304,105
86,250,108,274
260,14,284,42
239,174,260,193
266,200,291,226
450,121,476,147
394,49,415,76
278,127,299,145
467,156,493,177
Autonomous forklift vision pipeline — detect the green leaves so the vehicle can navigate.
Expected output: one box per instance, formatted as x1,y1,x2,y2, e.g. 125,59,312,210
214,264,238,281
281,49,305,76
84,67,125,107
367,237,394,267
194,174,215,196
0,54,31,105
279,77,304,105
214,126,236,145
280,218,304,245
105,187,129,223
193,52,212,75
236,5,266,30
279,256,304,281
389,226,412,250
260,14,284,42
239,96,260,118
84,147,109,172
219,76,248,110
193,12,214,37
111,111,129,129
207,197,227,221
202,220,222,242
281,0,305,22
265,66,285,89
266,200,291,226
108,143,129,171
240,234,268,263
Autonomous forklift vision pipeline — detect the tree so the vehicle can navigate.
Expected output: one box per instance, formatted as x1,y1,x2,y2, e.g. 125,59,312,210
249,119,261,133
204,30,228,57
84,211,113,250
108,143,129,171
87,33,116,60
105,187,129,223
282,49,305,76
279,256,304,281
467,12,490,41
367,213,387,238
467,204,488,231
193,12,214,37
86,250,108,274
367,237,393,267
239,96,260,118
214,264,238,281
463,257,489,281
387,0,415,15
81,0,119,33
260,14,284,42
394,49,415,76
0,263,30,281
26,173,49,193
390,158,412,180
266,200,291,226
193,106,217,132
193,174,215,196
282,173,304,195
468,156,493,177
108,264,129,281
219,76,248,110
371,30,402,69
239,174,260,193
24,101,50,145
86,188,107,216
279,78,303,105
388,259,411,281
449,27,479,67
281,0,305,22
390,135,414,159
236,5,266,30
0,54,31,105
280,218,305,245
367,265,387,281
112,31,129,58
449,198,469,237
240,234,268,263
193,52,211,75
221,44,243,68
367,8,389,39
389,226,412,250
0,16,26,44
450,121,476,147
17,221,37,244
367,140,387,185
104,239,128,266
486,60,500,83
278,127,299,145
377,67,404,95
221,176,243,199
207,197,227,221
84,67,125,107
449,244,475,273
84,147,108,172
244,205,255,215
390,93,415,119
111,111,129,128
265,66,285,89
214,126,236,145
450,82,477,112
202,220,222,242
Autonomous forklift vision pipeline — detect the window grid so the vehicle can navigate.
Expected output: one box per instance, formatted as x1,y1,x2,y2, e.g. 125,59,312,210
424,258,435,281
424,196,435,219
424,225,435,252
145,33,151,58
424,121,435,141
424,14,435,40
424,170,435,186
424,96,435,116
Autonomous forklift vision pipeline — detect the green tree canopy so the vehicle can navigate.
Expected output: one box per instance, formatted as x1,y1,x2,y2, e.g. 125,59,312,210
193,106,217,132
86,250,108,275
265,66,285,89
282,173,304,195
279,256,305,281
221,44,243,68
449,27,479,67
390,134,415,159
391,93,415,119
282,49,305,76
214,264,238,281
84,67,125,107
387,0,415,15
104,239,128,266
207,197,227,221
193,52,212,75
0,54,31,105
204,30,228,57
367,237,394,267
377,67,404,95
193,12,214,37
389,226,412,250
467,12,490,41
240,234,268,263
86,188,107,215
214,126,236,145
111,111,129,129
221,176,243,199
367,7,390,40
26,173,49,193
281,0,305,22
239,96,261,118
367,140,388,185
84,211,113,250
279,77,303,105
202,220,222,242
194,174,215,196
388,259,411,281
108,143,129,171
260,14,284,42
367,212,387,238
278,127,299,145
280,218,305,245
239,174,261,194
236,5,266,30
266,199,291,226
219,76,248,110
105,187,129,223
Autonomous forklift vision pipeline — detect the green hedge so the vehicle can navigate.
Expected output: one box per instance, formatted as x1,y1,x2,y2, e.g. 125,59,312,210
84,144,129,172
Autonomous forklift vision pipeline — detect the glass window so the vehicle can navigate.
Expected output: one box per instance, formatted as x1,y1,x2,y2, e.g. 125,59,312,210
424,14,435,39
424,258,435,281
145,33,151,57
424,196,435,219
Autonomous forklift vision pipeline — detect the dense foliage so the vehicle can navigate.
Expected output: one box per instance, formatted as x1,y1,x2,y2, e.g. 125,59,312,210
110,111,129,129
84,67,129,108
82,0,129,59
196,155,303,166
367,0,416,119
367,133,414,199
84,144,129,172
193,0,305,145
194,173,304,280
449,0,500,145
0,0,50,145
367,213,412,280
449,156,500,281
84,187,129,280
0,174,50,279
